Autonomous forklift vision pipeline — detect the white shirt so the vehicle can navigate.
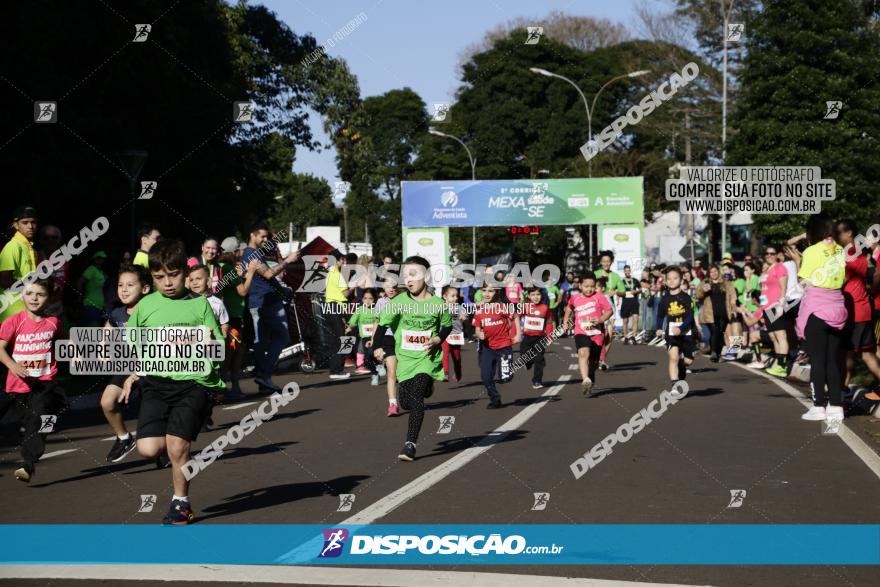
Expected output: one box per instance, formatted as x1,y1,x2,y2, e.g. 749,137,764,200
783,260,803,301
207,294,230,325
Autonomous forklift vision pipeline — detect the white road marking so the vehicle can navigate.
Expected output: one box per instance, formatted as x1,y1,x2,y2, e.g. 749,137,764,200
570,353,578,358
0,565,694,586
39,449,78,460
568,364,579,370
728,361,880,480
100,436,116,442
222,401,259,411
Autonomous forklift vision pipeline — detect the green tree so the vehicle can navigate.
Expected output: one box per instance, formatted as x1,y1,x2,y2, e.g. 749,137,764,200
727,0,880,244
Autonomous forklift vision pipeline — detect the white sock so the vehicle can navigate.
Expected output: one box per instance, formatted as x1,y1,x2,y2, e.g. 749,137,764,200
389,398,398,406
173,495,189,503
118,433,130,441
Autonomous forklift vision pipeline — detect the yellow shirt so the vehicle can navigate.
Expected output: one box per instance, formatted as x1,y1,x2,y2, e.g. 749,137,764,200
798,241,844,289
0,232,37,322
324,266,348,303
133,250,149,268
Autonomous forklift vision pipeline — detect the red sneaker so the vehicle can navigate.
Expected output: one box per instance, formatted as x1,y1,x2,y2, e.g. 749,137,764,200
386,403,400,417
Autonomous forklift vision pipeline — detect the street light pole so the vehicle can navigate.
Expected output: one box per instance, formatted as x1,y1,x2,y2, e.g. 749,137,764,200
721,0,733,260
529,67,649,265
429,128,477,266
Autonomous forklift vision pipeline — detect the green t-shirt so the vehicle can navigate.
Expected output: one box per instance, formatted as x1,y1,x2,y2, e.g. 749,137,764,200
348,304,379,338
378,292,452,382
133,250,149,268
219,262,245,320
82,265,105,309
733,278,745,296
474,289,483,303
127,291,224,388
798,242,845,289
546,285,560,309
0,232,36,322
594,269,624,293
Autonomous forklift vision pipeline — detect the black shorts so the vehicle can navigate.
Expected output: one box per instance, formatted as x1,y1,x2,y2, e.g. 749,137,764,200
381,335,396,358
666,335,695,359
136,376,214,441
574,334,602,354
620,298,639,319
842,321,877,352
762,307,789,332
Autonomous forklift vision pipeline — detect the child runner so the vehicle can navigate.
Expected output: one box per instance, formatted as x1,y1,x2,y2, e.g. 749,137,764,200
102,264,152,463
620,265,640,345
796,215,848,423
655,267,695,389
563,272,612,396
473,285,522,408
374,282,401,416
0,278,66,482
441,286,465,383
346,288,380,385
520,286,555,389
120,239,225,524
373,257,452,461
594,251,624,370
188,265,230,339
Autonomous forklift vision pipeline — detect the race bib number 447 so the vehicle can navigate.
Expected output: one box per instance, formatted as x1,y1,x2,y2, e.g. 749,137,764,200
402,330,432,351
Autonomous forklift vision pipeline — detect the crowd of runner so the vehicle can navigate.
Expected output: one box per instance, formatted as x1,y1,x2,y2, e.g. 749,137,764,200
1,204,879,524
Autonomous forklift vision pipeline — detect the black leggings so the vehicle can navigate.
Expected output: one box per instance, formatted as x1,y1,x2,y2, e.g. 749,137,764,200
710,317,727,356
398,373,433,444
803,314,843,407
0,382,66,465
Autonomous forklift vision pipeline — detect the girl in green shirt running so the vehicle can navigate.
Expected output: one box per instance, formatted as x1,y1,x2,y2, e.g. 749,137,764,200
373,256,452,462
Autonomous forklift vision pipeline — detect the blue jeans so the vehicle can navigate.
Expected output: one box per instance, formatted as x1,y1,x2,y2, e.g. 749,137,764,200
249,297,290,380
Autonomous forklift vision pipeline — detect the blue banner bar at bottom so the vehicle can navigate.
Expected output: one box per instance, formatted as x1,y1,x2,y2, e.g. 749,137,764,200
0,525,877,565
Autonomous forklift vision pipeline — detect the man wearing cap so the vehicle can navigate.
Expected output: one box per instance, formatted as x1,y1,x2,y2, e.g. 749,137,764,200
0,206,39,323
76,251,107,326
133,223,160,269
186,238,222,294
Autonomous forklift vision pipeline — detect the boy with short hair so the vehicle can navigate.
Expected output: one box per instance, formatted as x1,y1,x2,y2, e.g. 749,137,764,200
0,277,66,482
120,239,225,524
563,272,613,396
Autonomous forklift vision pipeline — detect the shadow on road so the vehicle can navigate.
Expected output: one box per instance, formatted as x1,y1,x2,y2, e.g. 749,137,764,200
425,399,477,411
610,362,656,370
422,430,528,460
197,474,370,521
210,409,320,431
682,387,724,398
592,386,647,397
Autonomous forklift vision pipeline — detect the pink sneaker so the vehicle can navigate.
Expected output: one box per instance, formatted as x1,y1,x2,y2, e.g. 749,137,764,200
386,403,400,417
354,367,371,375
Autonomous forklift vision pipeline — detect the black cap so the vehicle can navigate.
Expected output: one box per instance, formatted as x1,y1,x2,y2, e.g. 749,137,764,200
12,205,37,221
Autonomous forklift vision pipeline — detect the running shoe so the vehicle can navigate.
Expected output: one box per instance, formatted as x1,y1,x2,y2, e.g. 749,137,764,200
398,441,416,462
386,403,400,417
155,454,171,469
329,373,351,380
801,406,826,421
765,364,787,377
581,377,593,396
226,382,245,401
598,361,609,371
709,353,719,363
747,360,766,369
344,359,356,368
486,398,502,409
14,462,34,483
354,367,371,375
370,374,379,386
532,381,544,389
106,435,137,463
162,499,195,525
377,365,386,378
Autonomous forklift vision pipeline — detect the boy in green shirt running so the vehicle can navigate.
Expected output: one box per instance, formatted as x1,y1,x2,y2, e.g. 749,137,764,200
120,239,225,525
373,256,452,462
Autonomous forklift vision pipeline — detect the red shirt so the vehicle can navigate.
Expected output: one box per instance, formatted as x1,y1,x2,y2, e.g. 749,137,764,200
474,302,515,350
521,302,553,337
0,311,62,393
844,245,871,323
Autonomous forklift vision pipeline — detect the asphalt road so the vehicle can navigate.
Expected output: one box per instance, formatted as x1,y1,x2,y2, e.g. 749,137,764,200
1,340,879,586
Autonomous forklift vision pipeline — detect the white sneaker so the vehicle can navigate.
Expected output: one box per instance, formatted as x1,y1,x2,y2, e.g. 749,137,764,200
825,405,844,421
747,360,766,369
329,373,351,380
801,406,826,421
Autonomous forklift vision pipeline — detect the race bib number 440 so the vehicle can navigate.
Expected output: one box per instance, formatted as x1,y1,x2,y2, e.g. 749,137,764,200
402,330,432,351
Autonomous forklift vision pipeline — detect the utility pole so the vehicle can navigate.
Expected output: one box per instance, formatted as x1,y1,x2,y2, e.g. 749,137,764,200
685,111,695,266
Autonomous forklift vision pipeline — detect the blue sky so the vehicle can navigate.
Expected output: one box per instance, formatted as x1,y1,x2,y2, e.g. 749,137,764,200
260,0,644,187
